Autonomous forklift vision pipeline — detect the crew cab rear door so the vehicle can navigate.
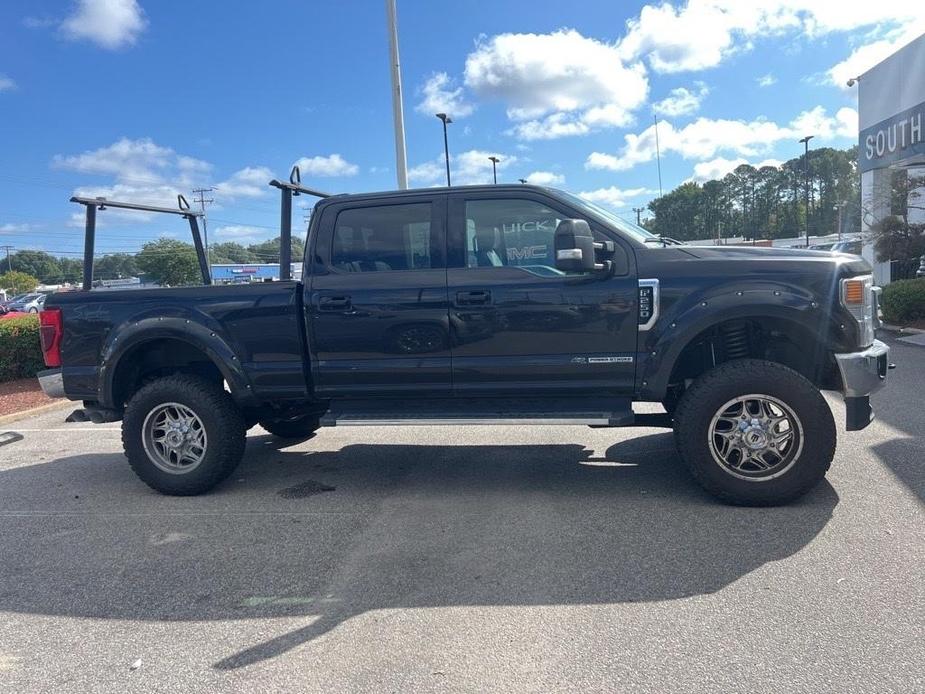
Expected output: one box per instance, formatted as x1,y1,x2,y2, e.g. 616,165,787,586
446,190,638,396
306,194,451,397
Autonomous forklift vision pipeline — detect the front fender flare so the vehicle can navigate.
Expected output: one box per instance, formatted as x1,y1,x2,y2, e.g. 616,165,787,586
638,282,833,400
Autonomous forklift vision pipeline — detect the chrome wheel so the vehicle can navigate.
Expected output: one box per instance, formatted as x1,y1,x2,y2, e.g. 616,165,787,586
142,402,208,475
708,394,803,481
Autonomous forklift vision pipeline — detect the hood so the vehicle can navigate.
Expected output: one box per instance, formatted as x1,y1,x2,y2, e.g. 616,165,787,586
681,245,872,272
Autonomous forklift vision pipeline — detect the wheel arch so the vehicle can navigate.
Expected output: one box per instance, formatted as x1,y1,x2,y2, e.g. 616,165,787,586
101,320,253,409
641,302,840,401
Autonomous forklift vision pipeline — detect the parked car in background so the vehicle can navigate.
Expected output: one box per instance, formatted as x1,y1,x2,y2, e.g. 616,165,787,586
809,242,835,251
6,292,46,313
0,293,29,312
832,240,863,256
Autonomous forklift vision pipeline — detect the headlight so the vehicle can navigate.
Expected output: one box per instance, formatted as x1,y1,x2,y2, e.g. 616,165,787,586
840,274,874,348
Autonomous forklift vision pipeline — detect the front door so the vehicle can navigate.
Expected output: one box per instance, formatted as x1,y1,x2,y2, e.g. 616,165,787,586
307,195,451,397
447,192,638,396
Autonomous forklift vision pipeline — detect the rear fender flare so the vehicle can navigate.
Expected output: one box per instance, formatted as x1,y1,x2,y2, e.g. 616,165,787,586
99,316,254,408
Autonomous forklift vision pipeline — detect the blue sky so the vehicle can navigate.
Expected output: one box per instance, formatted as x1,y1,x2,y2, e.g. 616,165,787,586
0,0,922,255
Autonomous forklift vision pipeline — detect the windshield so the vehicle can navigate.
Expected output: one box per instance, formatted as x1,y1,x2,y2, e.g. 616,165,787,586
556,191,657,243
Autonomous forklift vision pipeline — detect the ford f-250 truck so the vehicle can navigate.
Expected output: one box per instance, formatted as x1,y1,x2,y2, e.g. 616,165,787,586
37,183,890,505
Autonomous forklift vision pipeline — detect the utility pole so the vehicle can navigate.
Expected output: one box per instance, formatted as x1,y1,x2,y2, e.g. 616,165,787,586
633,207,644,225
799,135,814,248
191,187,214,277
386,0,409,189
0,245,13,273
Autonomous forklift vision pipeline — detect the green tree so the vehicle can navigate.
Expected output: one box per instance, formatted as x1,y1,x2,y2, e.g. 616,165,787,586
135,238,202,286
0,270,39,294
247,236,305,263
865,170,925,263
57,257,84,284
9,250,61,283
645,145,861,243
211,242,258,264
94,253,139,279
647,182,705,240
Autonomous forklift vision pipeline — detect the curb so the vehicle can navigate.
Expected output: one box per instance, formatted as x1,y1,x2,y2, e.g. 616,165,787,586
881,323,925,335
0,399,73,426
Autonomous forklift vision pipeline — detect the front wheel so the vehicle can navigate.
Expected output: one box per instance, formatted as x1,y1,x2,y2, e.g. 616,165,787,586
673,359,836,506
122,374,246,495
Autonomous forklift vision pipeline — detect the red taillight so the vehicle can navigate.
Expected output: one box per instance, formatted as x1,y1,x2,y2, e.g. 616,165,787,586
39,309,63,368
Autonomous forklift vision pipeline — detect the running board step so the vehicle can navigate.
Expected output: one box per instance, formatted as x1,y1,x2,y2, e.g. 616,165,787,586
320,397,634,427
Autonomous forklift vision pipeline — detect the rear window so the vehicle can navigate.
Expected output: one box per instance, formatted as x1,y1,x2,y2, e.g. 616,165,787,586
331,203,436,272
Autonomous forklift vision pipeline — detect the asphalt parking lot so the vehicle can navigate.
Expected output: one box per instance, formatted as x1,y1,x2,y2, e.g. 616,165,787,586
0,333,922,693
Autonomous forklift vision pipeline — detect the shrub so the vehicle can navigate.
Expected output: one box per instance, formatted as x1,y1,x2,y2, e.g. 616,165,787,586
0,315,46,381
881,278,925,324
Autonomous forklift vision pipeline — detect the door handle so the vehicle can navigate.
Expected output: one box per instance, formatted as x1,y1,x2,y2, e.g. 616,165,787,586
318,295,353,312
456,290,491,306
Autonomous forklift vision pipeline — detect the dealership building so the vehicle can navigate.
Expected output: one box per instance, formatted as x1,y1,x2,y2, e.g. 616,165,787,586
210,263,302,284
858,32,925,284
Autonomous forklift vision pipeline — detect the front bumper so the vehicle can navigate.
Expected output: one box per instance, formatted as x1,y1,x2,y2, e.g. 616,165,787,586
834,339,890,431
37,368,65,399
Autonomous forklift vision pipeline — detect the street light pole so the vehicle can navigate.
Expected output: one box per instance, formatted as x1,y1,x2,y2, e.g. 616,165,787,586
799,135,814,247
488,156,500,184
436,113,452,186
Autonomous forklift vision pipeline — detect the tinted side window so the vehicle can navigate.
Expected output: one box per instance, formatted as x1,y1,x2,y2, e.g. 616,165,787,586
465,199,565,270
332,203,435,272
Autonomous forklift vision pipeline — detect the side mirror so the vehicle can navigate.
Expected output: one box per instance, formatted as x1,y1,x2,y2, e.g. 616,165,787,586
554,219,596,272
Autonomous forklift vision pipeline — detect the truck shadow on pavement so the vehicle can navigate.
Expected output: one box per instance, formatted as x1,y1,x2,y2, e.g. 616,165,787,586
0,432,838,672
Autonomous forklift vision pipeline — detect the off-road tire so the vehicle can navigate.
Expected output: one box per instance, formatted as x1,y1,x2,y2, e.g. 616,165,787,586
673,359,836,506
258,415,320,440
122,374,246,495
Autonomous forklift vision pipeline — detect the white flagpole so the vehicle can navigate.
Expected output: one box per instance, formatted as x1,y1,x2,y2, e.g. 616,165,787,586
386,0,409,189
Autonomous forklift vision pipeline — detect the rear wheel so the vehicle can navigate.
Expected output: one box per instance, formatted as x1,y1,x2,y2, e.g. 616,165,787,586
259,415,320,440
122,374,246,495
673,359,836,506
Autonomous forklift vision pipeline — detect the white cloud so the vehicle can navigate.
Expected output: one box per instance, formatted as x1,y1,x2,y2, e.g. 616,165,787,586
525,171,565,186
0,75,16,92
214,166,274,199
464,29,648,140
688,157,782,182
416,72,474,118
689,157,748,182
52,137,273,227
618,1,919,74
757,73,777,87
828,20,925,88
409,150,517,186
586,106,858,172
653,83,708,117
61,0,147,50
293,154,359,177
1,223,31,234
578,186,657,209
52,137,176,180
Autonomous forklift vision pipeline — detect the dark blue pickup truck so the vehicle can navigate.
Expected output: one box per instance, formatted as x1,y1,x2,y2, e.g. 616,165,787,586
38,184,890,505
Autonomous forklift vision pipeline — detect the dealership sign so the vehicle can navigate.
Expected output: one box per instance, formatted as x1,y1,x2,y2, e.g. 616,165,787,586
859,99,925,173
